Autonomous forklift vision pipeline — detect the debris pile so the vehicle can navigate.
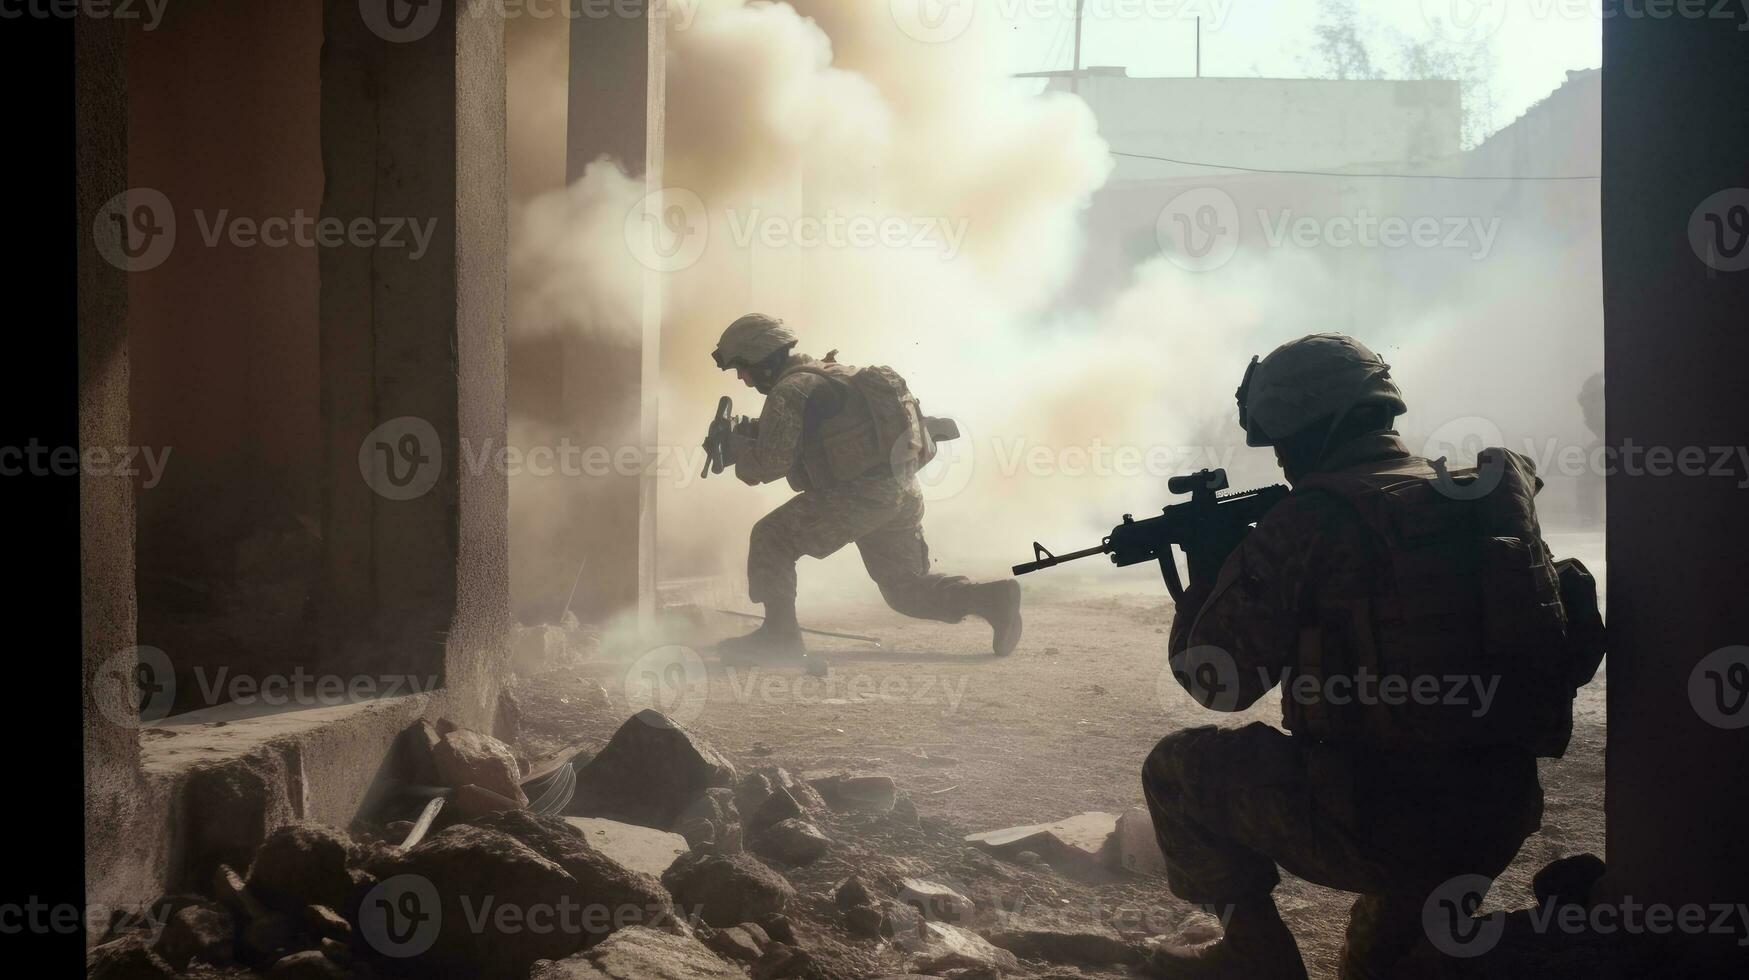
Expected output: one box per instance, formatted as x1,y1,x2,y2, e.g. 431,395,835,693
89,709,1176,979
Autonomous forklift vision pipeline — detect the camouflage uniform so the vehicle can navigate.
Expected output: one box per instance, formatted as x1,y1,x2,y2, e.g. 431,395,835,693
733,355,981,622
1143,433,1545,976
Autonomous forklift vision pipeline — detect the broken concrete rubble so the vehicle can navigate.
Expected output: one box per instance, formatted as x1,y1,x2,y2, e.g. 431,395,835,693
899,878,976,924
566,709,738,830
303,903,351,942
661,850,797,928
531,925,745,980
832,875,873,910
981,922,1146,966
241,910,302,966
114,704,1178,980
434,728,529,807
1110,807,1167,876
808,773,898,814
906,921,1021,975
964,811,1119,876
752,817,830,867
267,948,350,979
748,784,806,832
833,875,925,945
703,923,765,961
750,941,815,979
385,823,585,977
756,913,797,946
155,899,235,970
564,816,690,879
471,809,681,941
453,782,527,821
89,931,178,980
246,824,357,918
737,766,828,820
848,900,924,944
675,786,744,853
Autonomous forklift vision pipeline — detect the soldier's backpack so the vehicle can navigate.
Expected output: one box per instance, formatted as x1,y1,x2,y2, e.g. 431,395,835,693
783,358,935,490
1290,448,1596,758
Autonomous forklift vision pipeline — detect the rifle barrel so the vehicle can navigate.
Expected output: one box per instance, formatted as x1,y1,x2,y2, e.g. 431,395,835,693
1012,542,1110,576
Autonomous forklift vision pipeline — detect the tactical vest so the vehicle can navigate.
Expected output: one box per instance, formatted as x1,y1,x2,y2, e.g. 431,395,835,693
777,360,933,493
1285,449,1576,758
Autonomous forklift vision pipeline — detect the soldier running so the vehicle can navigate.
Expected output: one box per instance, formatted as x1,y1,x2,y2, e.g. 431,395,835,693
709,313,1023,668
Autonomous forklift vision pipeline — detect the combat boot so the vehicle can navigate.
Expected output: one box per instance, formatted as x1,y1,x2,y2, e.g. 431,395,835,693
717,623,805,666
1338,894,1430,980
967,579,1023,656
716,599,824,675
1145,899,1309,980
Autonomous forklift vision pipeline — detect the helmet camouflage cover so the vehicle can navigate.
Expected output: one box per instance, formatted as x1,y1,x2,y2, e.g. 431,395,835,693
712,313,798,369
1236,333,1407,448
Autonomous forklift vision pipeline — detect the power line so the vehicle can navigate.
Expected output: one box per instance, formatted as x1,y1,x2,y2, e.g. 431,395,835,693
1109,149,1600,181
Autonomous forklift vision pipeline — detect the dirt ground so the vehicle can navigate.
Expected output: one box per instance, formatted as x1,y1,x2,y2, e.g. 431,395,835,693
515,570,1608,979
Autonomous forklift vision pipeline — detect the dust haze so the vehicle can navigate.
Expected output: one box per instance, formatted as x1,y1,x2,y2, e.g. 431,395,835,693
505,0,1602,613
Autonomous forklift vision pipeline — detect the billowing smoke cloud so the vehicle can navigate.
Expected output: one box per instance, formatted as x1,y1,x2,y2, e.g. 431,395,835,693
507,0,1602,616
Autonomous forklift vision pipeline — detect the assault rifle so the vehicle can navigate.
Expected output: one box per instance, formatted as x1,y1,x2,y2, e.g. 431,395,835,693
1012,468,1289,600
699,396,752,480
700,393,962,481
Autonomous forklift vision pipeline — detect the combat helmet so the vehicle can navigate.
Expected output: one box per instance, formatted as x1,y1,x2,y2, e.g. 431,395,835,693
1235,333,1407,448
712,313,798,370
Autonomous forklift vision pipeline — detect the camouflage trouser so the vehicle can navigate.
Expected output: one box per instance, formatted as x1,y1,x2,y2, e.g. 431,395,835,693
1142,723,1543,973
747,476,978,621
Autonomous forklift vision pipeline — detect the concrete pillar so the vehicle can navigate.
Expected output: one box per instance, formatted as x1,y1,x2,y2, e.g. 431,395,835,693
78,10,148,914
562,0,665,629
1601,7,1749,960
320,0,511,725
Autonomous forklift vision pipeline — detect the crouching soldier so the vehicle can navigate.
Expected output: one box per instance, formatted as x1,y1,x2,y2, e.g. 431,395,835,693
1143,334,1599,979
709,313,1022,668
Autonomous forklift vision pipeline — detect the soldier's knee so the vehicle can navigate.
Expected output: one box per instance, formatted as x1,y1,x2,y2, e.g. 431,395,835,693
873,580,918,611
1143,727,1209,793
750,511,801,558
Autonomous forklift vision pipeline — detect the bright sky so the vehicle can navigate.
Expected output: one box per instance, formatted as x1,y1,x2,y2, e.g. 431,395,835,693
992,0,1603,138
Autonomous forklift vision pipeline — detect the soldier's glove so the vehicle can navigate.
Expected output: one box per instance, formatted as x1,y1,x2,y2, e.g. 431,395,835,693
725,417,758,466
1184,523,1251,594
